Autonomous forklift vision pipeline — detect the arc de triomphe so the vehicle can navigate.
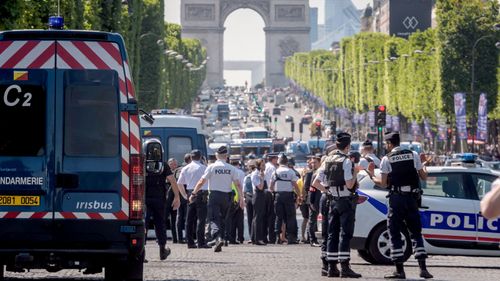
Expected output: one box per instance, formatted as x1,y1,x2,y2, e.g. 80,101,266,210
180,0,311,88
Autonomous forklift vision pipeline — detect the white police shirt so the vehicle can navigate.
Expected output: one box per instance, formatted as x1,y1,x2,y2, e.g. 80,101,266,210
201,160,239,192
177,160,207,191
251,169,263,192
235,168,246,189
264,162,277,187
359,153,381,170
380,147,422,174
271,166,298,192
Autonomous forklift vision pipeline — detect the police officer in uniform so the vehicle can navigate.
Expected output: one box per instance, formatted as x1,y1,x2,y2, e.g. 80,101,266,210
143,139,181,260
264,154,278,243
190,146,244,252
369,132,433,279
177,149,209,249
313,132,362,278
359,139,381,170
270,154,300,244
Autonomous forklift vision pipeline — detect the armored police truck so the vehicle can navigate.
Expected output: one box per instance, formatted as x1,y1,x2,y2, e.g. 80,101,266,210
0,17,145,280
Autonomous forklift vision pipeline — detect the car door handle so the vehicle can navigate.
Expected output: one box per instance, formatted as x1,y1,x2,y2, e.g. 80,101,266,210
419,205,429,210
56,173,79,189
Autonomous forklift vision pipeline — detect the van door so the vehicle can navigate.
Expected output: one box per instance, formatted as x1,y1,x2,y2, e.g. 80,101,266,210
0,40,56,246
52,40,126,248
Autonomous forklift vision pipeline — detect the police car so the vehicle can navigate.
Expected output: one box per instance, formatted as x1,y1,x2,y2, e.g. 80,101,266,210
352,164,500,264
0,17,145,280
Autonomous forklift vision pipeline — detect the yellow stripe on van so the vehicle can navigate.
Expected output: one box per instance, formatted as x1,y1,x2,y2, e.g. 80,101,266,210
144,130,152,136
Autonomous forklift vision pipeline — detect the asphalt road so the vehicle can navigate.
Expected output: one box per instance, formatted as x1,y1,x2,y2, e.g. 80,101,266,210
4,242,500,280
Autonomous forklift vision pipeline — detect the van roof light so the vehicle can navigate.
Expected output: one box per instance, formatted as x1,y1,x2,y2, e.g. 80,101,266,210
48,16,64,30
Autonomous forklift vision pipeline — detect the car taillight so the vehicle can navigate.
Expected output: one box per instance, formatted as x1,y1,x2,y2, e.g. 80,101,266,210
130,154,144,220
357,195,368,204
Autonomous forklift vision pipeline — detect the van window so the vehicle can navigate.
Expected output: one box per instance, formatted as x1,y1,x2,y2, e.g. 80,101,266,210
64,70,119,157
0,70,46,156
168,136,192,163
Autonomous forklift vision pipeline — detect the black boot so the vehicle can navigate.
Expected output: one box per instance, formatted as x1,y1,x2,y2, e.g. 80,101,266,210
340,261,362,278
418,260,433,279
321,257,328,277
384,262,406,279
327,261,340,278
159,245,171,260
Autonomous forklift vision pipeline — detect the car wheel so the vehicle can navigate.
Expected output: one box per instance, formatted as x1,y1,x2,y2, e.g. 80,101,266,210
105,263,124,281
368,224,411,265
125,256,144,281
357,249,376,264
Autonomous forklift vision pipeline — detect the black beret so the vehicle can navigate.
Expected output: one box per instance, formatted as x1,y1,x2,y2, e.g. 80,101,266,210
362,139,373,146
336,132,351,141
384,132,400,143
216,146,228,154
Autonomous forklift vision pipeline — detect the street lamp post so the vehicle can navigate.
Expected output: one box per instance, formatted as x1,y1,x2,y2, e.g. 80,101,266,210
470,35,494,153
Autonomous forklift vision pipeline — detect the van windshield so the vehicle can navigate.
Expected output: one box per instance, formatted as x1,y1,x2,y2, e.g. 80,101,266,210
0,70,46,156
64,70,119,157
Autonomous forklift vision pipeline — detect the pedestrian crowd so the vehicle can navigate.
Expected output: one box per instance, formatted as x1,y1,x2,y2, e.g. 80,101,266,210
143,132,442,279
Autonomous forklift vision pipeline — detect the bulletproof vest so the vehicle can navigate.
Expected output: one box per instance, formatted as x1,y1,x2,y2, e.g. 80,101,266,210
145,171,167,199
387,149,420,189
274,170,292,182
324,152,348,187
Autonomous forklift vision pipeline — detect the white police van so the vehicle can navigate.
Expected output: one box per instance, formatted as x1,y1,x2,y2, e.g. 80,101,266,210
353,165,500,264
0,17,145,280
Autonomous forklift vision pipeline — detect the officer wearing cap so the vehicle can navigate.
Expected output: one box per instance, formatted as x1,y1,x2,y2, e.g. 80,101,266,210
177,149,209,249
264,153,278,243
190,146,244,253
312,132,362,278
270,154,300,244
359,139,381,170
368,132,433,279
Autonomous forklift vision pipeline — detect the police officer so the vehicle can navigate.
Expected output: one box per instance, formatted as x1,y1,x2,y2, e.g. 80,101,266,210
226,158,246,244
312,132,362,278
359,139,381,170
177,149,209,249
270,154,300,244
175,154,191,244
368,132,433,279
264,154,278,243
190,146,244,253
143,139,181,260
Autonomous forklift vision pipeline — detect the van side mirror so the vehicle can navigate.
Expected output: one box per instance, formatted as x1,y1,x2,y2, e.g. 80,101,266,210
140,109,155,125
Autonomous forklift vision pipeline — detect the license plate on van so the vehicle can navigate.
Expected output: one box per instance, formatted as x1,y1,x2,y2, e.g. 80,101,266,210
0,195,40,206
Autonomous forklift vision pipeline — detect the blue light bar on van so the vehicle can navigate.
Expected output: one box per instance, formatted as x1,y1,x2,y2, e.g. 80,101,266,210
48,16,64,30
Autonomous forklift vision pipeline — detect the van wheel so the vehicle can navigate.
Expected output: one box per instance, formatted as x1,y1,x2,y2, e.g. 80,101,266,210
368,224,411,265
105,264,124,281
0,264,4,280
124,257,144,281
357,249,376,264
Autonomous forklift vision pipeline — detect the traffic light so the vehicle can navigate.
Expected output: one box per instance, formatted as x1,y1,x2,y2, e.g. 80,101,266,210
315,120,322,137
274,117,278,123
291,122,295,132
330,120,336,135
375,105,386,127
299,122,304,134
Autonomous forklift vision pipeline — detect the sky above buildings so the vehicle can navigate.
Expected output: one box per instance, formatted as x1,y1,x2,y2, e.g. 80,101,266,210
164,0,372,85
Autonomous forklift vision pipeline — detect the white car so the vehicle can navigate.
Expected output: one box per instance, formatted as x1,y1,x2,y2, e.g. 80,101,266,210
352,166,500,264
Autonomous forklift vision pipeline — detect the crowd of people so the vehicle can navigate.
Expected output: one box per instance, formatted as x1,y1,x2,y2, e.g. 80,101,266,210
143,130,500,279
